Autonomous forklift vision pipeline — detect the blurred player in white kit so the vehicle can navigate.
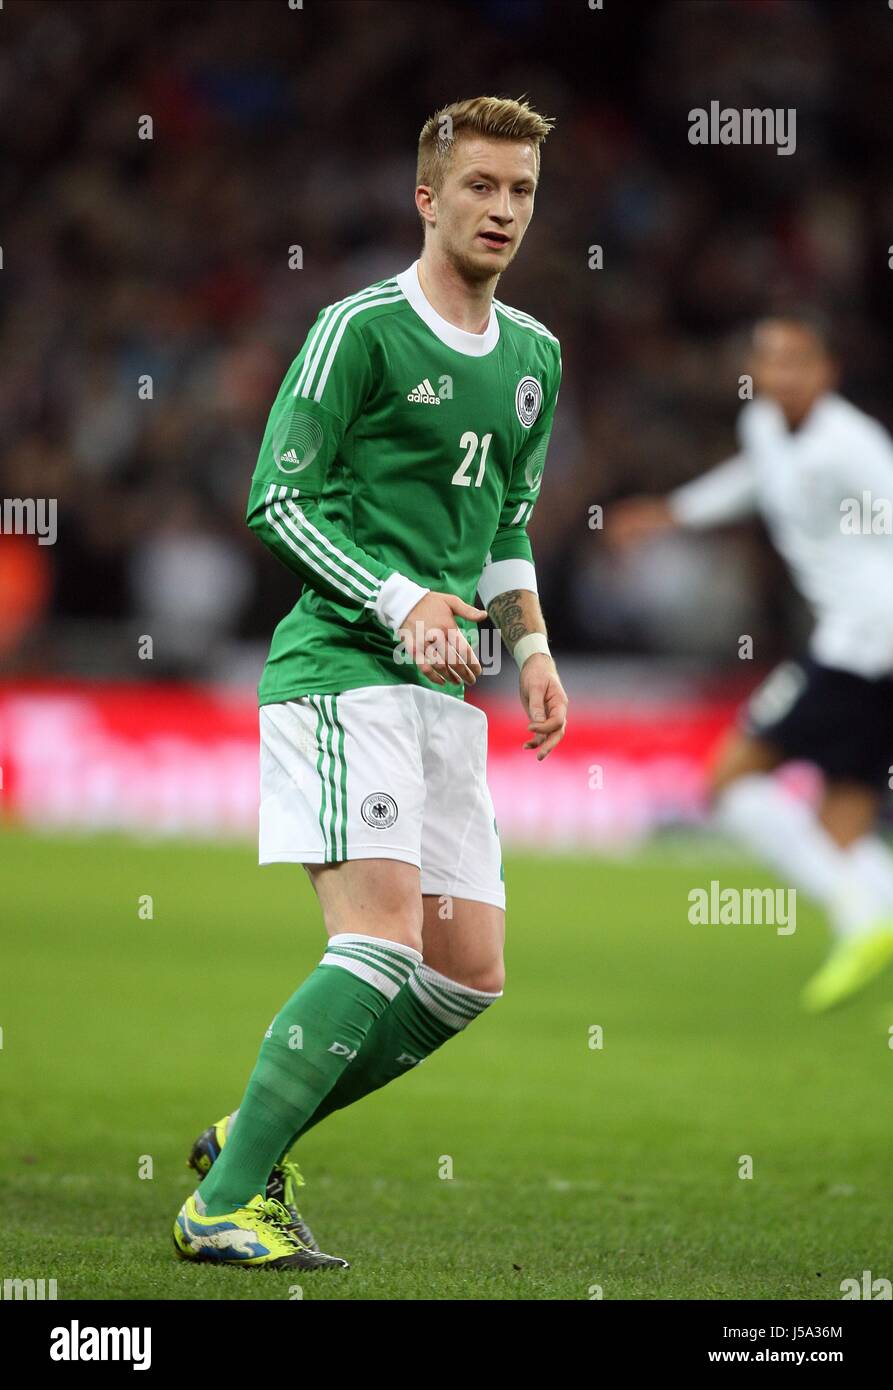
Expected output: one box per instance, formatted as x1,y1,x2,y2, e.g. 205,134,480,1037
613,313,893,1011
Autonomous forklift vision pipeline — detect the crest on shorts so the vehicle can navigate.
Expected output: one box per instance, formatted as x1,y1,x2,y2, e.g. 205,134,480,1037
361,792,398,830
515,375,542,428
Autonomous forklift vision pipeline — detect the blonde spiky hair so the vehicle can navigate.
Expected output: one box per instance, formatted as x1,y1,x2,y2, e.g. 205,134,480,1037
416,95,555,201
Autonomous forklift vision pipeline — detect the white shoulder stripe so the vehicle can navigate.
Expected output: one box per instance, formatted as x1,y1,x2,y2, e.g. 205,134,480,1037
294,280,402,402
312,291,404,403
493,298,551,330
293,279,397,399
493,299,559,343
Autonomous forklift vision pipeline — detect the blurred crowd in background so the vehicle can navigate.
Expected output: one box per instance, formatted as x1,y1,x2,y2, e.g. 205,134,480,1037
2,0,891,683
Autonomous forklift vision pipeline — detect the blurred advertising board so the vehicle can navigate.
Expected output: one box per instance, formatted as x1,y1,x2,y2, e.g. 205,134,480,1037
0,681,748,848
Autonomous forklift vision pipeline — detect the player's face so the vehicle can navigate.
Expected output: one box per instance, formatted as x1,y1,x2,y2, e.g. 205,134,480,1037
429,136,538,281
749,321,836,426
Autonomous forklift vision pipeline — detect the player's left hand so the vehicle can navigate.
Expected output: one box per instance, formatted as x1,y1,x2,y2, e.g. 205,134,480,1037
520,653,568,760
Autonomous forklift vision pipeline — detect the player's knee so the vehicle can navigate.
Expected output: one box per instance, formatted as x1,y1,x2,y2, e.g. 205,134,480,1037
323,903,423,954
365,913,424,955
706,737,779,807
376,895,425,952
458,961,505,994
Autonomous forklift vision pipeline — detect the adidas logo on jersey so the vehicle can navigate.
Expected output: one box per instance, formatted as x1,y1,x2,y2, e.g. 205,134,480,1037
407,378,441,405
281,448,301,465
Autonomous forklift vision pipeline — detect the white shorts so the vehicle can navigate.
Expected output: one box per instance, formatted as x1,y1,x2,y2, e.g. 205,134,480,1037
258,684,505,909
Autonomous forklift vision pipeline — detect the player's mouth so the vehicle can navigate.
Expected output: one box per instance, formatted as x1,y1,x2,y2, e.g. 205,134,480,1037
478,230,511,248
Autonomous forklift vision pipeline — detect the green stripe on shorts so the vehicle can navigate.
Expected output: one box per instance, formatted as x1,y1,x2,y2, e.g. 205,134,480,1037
312,695,347,861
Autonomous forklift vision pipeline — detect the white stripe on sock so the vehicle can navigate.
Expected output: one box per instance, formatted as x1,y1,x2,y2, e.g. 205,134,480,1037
409,962,502,1031
321,933,422,1001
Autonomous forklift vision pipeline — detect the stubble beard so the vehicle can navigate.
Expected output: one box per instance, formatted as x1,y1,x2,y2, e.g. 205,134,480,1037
443,231,518,286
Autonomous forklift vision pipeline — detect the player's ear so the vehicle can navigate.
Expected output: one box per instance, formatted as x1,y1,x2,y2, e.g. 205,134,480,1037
416,184,436,226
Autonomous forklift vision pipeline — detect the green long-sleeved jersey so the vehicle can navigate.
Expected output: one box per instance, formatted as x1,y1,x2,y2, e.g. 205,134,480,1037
247,258,561,704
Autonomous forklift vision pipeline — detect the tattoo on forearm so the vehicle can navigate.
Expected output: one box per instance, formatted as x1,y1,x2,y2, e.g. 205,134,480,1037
488,589,535,650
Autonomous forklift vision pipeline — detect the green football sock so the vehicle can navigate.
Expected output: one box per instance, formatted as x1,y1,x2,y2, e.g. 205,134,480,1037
198,933,421,1216
280,962,502,1152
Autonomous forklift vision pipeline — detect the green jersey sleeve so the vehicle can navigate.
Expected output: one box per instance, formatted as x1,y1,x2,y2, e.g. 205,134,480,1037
246,311,429,633
477,350,561,608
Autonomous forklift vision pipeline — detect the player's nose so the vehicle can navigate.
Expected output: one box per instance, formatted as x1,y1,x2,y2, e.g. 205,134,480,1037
489,193,514,221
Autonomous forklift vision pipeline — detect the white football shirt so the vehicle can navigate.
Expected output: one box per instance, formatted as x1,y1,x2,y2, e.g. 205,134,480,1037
668,392,893,678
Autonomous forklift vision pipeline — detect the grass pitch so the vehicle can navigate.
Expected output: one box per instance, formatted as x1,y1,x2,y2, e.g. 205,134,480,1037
2,827,891,1300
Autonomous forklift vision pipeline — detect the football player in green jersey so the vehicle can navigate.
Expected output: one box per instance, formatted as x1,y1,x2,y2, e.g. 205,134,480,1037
175,95,569,1270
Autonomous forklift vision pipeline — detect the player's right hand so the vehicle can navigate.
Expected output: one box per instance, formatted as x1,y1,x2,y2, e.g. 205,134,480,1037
398,591,488,687
607,496,675,549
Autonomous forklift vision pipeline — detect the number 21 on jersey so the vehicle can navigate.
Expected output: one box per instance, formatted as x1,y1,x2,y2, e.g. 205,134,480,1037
451,431,492,487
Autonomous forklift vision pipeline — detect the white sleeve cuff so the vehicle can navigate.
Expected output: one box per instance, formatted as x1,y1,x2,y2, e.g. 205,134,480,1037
374,570,430,634
477,558,538,609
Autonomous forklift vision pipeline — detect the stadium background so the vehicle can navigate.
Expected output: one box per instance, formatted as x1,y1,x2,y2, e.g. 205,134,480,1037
3,0,893,844
3,0,893,1303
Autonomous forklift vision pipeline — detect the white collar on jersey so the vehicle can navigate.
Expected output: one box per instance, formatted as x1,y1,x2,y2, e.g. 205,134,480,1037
395,259,501,357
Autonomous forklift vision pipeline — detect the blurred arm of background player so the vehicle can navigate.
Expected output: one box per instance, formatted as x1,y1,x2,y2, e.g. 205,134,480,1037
608,453,759,548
